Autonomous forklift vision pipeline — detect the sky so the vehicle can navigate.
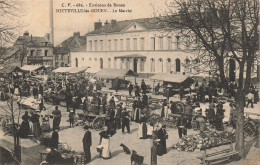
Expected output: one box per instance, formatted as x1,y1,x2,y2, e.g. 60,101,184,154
19,0,169,46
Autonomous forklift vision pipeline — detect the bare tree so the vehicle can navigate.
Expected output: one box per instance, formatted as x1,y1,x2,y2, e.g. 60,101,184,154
156,0,259,158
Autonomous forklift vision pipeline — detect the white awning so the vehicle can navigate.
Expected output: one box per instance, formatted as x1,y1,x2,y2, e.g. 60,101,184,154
21,65,46,72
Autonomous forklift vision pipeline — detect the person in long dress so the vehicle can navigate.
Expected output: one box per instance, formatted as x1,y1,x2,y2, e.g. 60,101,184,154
30,111,41,138
82,125,92,164
99,126,113,159
50,129,59,149
138,115,147,139
156,125,168,156
19,111,31,138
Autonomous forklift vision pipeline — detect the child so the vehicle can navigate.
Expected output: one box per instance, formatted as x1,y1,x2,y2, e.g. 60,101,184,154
69,109,75,128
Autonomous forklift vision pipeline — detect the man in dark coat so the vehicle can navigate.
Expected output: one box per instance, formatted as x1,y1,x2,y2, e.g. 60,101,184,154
176,116,188,139
134,83,140,97
129,82,133,96
33,86,38,99
121,108,130,133
39,84,43,96
157,125,168,156
142,93,148,108
141,80,147,94
102,93,108,114
82,125,92,164
50,129,59,149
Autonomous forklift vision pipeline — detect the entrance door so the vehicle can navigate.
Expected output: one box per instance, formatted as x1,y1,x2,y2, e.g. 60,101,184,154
229,59,236,82
134,58,138,73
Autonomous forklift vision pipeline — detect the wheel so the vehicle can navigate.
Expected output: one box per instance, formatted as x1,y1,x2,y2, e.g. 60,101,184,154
92,117,105,130
244,121,256,137
176,101,185,113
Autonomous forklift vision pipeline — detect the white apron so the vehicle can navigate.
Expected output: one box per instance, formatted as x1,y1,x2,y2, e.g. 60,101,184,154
164,106,169,118
100,138,111,159
147,124,153,136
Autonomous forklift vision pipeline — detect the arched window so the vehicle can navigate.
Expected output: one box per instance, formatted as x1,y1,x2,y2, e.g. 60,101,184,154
176,58,180,72
75,58,78,67
140,58,145,72
61,62,64,67
89,58,92,61
158,58,163,73
166,58,172,73
94,58,97,61
150,58,155,72
108,58,111,68
100,58,103,69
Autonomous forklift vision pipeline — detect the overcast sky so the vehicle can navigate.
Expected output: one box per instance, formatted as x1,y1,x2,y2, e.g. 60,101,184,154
20,0,168,46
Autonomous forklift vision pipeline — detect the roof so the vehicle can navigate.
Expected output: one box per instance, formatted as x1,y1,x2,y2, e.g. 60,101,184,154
86,67,101,74
53,66,90,74
67,66,90,74
114,54,146,59
53,47,70,54
53,67,73,73
0,66,24,74
95,69,137,79
14,36,52,47
57,32,86,52
21,65,46,72
150,73,193,83
87,17,167,35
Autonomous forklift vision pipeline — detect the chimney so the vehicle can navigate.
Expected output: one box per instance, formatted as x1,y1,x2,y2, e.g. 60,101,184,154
111,19,117,26
94,21,102,30
104,20,109,25
49,0,54,45
23,31,29,36
73,32,80,37
45,33,50,41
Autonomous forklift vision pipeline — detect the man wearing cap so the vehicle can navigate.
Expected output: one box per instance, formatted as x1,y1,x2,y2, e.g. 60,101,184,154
128,82,133,96
82,125,92,164
176,115,188,139
141,80,147,95
115,102,123,129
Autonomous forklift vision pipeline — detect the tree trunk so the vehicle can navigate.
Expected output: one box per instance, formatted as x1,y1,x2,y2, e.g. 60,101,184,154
235,92,245,158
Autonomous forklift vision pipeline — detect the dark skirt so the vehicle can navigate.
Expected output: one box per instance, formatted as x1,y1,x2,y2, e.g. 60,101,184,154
157,140,167,156
19,121,30,138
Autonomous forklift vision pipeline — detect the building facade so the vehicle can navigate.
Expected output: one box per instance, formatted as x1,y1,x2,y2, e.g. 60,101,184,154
70,18,197,76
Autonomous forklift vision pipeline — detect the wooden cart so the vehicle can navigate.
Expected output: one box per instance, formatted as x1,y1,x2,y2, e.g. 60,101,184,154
244,112,260,137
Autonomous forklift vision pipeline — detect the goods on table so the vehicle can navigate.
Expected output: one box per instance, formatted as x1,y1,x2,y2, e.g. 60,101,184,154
58,142,72,153
172,130,235,152
19,97,40,110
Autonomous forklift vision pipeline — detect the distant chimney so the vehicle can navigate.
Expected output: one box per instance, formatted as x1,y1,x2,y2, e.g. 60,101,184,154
111,19,117,26
104,20,109,25
73,32,80,37
45,33,50,41
94,21,102,30
23,31,29,36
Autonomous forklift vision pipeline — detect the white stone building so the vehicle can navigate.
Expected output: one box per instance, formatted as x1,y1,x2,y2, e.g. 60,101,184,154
70,18,198,77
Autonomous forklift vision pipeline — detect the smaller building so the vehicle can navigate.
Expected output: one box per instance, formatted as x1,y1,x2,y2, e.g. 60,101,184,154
53,47,70,67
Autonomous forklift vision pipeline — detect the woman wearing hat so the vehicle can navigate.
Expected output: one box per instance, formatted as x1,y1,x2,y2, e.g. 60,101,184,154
157,124,168,156
30,111,41,138
98,126,112,159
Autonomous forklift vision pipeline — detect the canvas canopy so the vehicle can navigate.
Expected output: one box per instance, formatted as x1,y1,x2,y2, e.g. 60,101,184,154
21,65,46,72
52,67,73,73
95,69,137,79
0,66,24,74
67,66,90,74
150,73,194,84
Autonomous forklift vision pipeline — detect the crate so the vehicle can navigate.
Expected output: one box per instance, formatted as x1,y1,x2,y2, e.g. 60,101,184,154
74,154,85,165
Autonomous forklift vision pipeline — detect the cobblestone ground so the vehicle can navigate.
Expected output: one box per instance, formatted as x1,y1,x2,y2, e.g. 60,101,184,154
0,82,260,165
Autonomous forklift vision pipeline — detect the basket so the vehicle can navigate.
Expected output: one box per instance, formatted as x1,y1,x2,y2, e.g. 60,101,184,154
191,121,199,130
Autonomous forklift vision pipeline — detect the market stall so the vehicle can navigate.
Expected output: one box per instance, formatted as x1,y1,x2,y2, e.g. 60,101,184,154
150,73,194,97
21,65,47,74
94,69,137,90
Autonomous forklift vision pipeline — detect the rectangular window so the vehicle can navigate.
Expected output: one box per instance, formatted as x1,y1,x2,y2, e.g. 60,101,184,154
126,38,130,50
114,39,118,51
176,36,180,49
89,41,92,51
140,38,144,50
44,50,48,56
120,39,123,50
94,40,98,51
61,55,63,60
167,37,172,50
100,40,103,51
133,38,137,50
36,50,41,56
108,40,111,51
150,37,155,50
159,37,163,50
